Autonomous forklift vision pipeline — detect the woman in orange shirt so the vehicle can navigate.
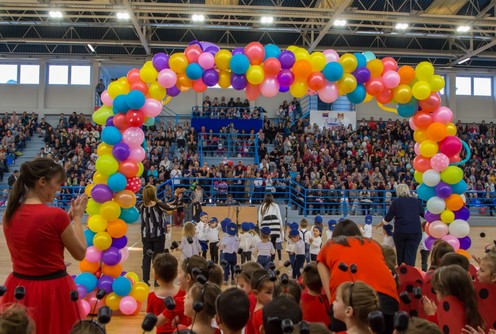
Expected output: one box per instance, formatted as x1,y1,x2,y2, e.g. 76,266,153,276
317,219,399,334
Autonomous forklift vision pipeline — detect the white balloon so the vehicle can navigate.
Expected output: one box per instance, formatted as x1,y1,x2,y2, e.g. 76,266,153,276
422,169,441,187
426,196,446,214
448,219,470,238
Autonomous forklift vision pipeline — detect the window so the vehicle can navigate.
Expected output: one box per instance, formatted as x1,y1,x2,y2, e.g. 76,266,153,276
20,65,40,84
473,77,492,96
70,65,91,85
0,64,18,84
455,77,471,96
49,65,69,85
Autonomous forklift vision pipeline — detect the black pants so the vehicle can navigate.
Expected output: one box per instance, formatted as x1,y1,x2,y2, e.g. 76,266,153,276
241,251,252,264
270,235,278,261
420,249,430,272
293,255,305,279
210,242,219,264
393,232,422,266
223,253,237,281
142,236,165,284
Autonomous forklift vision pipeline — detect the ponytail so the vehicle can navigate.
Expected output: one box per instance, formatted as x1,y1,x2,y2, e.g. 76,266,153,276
4,173,27,225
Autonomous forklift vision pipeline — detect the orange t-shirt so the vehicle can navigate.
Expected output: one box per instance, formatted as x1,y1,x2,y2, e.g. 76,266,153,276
317,237,399,303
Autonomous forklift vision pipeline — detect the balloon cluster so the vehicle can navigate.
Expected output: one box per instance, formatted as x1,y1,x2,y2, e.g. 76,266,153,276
76,89,151,316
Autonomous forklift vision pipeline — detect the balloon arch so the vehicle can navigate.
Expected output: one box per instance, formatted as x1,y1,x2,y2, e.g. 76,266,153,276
79,41,471,315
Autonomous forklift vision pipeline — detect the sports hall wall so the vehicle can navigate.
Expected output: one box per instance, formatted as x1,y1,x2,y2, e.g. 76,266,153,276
0,60,495,123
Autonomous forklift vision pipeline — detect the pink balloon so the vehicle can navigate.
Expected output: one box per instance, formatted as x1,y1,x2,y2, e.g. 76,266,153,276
119,296,138,315
245,83,261,101
429,220,449,238
432,106,453,124
86,246,102,263
123,127,145,149
382,71,400,89
128,146,145,162
260,76,280,98
409,118,417,131
85,291,105,314
198,52,215,70
142,98,162,118
317,81,339,103
80,300,90,318
244,42,265,65
101,91,113,106
157,69,177,89
430,153,450,172
414,143,420,155
442,234,460,251
323,49,340,63
120,247,129,263
439,136,462,156
381,57,398,72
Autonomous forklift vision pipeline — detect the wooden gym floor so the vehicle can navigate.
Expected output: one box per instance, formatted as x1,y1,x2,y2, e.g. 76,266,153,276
0,222,494,333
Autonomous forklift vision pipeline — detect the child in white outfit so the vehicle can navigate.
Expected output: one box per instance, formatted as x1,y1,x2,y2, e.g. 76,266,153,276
178,222,201,260
309,225,322,262
239,222,257,263
360,215,373,238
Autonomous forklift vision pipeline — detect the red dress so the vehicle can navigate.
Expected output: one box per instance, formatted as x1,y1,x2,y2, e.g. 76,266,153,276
251,308,263,334
1,204,83,334
147,290,186,334
244,292,257,334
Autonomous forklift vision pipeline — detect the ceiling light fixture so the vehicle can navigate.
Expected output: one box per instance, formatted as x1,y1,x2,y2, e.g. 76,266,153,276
334,19,347,27
456,25,470,33
87,44,95,52
261,16,274,24
116,12,130,20
395,23,409,30
458,57,470,64
192,14,205,22
49,10,63,19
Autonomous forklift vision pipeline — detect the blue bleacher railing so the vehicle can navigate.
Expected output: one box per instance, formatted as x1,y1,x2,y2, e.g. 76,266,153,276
197,133,260,165
191,106,264,119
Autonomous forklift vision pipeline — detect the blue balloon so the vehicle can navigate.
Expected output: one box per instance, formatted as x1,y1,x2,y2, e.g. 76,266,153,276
363,51,376,62
279,86,289,93
451,179,468,194
264,44,281,60
120,207,140,224
354,52,367,68
346,84,366,104
84,229,96,246
322,62,344,82
101,126,122,145
112,276,132,297
144,117,155,126
185,63,203,81
417,184,436,201
230,54,250,75
113,95,129,114
108,172,127,193
126,90,145,110
75,272,98,292
397,98,419,118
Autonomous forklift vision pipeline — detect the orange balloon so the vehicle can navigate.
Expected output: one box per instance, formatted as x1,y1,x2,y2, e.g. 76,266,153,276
107,219,128,238
456,249,470,260
426,122,448,142
114,190,137,209
102,263,123,278
177,73,192,92
445,194,464,211
80,259,100,274
292,60,312,79
398,65,415,84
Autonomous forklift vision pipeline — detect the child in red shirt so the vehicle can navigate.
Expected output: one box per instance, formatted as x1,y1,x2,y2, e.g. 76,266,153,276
237,262,263,334
250,269,274,334
301,262,330,326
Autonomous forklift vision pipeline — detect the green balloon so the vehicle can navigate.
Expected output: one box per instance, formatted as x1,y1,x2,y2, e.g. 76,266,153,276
441,166,463,185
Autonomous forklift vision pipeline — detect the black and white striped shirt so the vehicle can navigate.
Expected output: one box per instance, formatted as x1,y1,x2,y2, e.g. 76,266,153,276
138,201,172,239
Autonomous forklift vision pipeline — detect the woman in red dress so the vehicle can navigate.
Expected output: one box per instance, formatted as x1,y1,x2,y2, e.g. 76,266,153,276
1,158,88,334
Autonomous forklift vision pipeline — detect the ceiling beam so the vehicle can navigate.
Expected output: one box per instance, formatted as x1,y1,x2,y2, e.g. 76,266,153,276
122,0,150,55
449,39,496,66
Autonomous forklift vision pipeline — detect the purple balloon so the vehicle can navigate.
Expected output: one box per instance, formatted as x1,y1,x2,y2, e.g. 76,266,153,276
205,46,220,56
277,69,295,87
111,236,128,249
353,67,371,84
435,181,452,199
278,50,296,69
76,284,88,299
424,210,440,223
106,116,114,127
97,275,115,294
454,206,470,221
424,236,437,250
102,247,122,266
231,74,247,90
232,47,244,56
166,86,181,97
202,69,219,87
91,184,113,203
112,142,130,162
458,236,472,250
279,86,289,92
152,52,169,71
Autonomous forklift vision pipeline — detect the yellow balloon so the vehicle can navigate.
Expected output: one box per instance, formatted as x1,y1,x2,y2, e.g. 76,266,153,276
413,129,427,143
246,65,265,85
139,66,158,84
93,172,108,185
339,53,358,73
124,272,140,284
162,96,172,105
294,48,309,61
287,45,298,52
143,60,154,68
363,93,374,103
107,81,129,99
429,74,445,92
105,292,122,311
446,123,457,136
85,184,94,197
93,232,112,251
88,215,109,233
100,201,122,222
366,59,384,77
218,70,231,88
96,155,119,176
337,73,357,94
129,282,150,302
393,84,413,104
97,143,113,156
86,199,101,216
137,162,144,177
92,106,113,126
415,61,435,82
169,53,188,74
419,140,439,158
289,81,308,98
414,171,424,184
148,82,167,100
412,81,431,101
309,52,326,72
215,50,233,71
440,209,455,224
118,76,130,88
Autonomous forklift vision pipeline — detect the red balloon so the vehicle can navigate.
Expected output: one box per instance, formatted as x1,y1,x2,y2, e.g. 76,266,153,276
413,155,432,172
307,72,326,91
381,57,398,72
127,68,141,84
126,177,142,193
246,83,261,101
192,78,207,93
263,58,282,76
130,81,148,95
113,113,130,131
419,93,441,112
119,160,139,178
376,88,393,104
365,77,384,96
125,110,145,127
412,111,433,129
449,154,461,163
